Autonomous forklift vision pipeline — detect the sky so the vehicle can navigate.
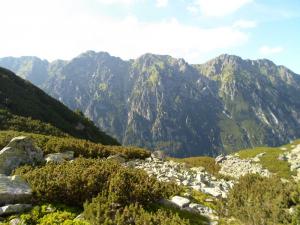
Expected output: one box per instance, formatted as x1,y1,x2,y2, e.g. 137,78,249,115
0,0,299,73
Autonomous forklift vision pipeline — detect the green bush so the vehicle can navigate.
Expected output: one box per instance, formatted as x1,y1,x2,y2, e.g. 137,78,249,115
84,194,189,225
221,174,299,225
108,169,179,206
19,204,89,225
15,158,179,207
0,130,150,160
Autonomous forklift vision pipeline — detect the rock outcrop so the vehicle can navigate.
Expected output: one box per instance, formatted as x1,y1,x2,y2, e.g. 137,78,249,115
283,144,300,180
0,136,44,175
0,175,32,205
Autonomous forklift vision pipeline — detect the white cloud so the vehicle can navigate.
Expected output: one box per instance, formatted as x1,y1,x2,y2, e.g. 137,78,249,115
97,0,136,5
155,0,168,8
190,0,253,17
259,46,284,55
187,5,199,14
233,20,256,29
0,0,249,63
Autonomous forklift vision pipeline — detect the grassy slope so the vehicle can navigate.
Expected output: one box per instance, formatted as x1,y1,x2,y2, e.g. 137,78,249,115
170,139,300,179
0,67,118,145
236,140,300,178
169,156,220,177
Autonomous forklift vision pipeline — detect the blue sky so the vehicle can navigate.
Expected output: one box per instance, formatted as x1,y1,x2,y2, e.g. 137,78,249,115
0,0,299,73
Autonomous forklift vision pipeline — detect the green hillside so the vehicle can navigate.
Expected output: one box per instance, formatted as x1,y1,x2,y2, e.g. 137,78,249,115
235,140,300,178
0,67,119,145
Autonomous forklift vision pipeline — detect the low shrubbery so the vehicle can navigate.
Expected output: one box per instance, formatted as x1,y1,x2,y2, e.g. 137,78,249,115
15,158,180,207
83,194,191,225
0,131,150,160
220,174,300,225
14,158,191,224
14,204,89,225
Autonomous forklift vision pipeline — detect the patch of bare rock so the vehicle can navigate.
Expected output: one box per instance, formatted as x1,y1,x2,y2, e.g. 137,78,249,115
280,144,300,180
126,153,234,198
217,154,271,179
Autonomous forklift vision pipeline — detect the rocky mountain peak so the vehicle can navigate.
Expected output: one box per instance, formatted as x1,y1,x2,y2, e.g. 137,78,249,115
2,52,300,157
135,53,187,68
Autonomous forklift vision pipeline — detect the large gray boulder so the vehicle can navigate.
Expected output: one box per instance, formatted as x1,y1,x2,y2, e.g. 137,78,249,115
0,136,44,175
0,175,32,205
0,204,32,216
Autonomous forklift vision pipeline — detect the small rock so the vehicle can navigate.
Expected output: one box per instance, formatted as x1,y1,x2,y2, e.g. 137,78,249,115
202,187,222,198
278,154,287,161
182,180,190,186
0,204,32,216
189,203,213,215
45,151,74,163
215,155,226,164
288,207,295,215
191,185,201,191
255,152,266,158
9,218,22,225
170,196,190,208
252,152,266,162
195,173,205,182
107,154,126,163
151,151,166,161
74,213,85,221
252,157,260,162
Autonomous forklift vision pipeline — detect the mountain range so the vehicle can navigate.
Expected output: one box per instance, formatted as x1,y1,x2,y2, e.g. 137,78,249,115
1,51,300,157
